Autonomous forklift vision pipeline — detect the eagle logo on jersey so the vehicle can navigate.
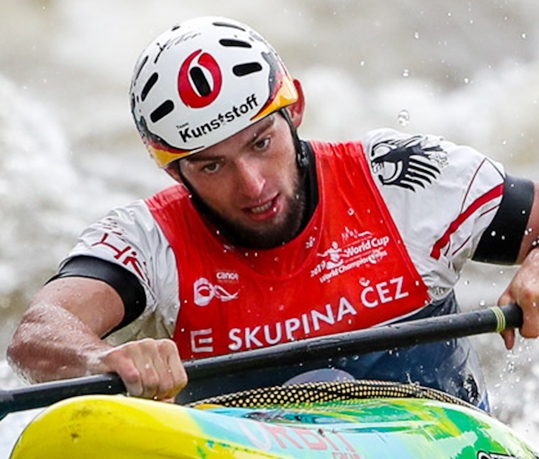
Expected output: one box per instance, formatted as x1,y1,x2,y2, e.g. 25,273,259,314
370,135,447,191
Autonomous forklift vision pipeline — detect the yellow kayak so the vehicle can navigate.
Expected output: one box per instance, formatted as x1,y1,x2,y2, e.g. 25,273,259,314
9,380,539,458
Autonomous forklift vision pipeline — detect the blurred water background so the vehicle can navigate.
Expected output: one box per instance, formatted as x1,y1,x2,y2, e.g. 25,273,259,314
2,0,539,454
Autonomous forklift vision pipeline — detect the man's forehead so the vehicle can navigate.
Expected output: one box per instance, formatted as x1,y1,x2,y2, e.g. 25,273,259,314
248,114,277,137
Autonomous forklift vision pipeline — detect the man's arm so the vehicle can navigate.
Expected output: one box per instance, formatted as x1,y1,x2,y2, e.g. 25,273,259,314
498,181,539,349
7,277,187,401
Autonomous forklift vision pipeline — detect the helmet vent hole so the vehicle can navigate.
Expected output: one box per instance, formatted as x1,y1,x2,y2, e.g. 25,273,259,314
150,100,174,123
233,63,263,77
219,39,252,49
213,21,246,32
141,72,159,102
189,68,212,97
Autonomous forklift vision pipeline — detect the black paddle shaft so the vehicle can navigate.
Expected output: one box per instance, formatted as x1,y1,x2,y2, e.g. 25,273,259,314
183,304,523,381
0,304,522,418
0,373,125,419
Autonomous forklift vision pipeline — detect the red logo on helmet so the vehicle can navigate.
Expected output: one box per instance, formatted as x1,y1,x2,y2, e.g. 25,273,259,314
178,50,222,109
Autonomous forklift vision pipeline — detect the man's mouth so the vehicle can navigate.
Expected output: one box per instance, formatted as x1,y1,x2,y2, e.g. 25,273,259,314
244,196,280,220
250,200,274,214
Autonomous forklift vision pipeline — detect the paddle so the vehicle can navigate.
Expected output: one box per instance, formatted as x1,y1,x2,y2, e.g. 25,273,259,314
184,303,523,380
0,304,522,419
0,373,125,421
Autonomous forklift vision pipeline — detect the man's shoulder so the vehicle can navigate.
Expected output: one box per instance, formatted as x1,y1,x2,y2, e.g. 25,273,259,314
360,128,450,165
358,128,506,193
146,184,190,210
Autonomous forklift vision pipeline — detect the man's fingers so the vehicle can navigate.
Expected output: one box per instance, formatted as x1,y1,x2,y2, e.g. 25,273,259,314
96,338,187,401
141,339,186,400
500,329,515,350
133,339,184,400
498,291,518,350
160,339,188,399
136,339,169,399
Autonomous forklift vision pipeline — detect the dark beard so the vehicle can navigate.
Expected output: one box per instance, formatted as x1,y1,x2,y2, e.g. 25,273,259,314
188,177,307,250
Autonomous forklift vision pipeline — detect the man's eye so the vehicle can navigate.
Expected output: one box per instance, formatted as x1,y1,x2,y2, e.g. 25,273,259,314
254,137,270,150
202,163,221,173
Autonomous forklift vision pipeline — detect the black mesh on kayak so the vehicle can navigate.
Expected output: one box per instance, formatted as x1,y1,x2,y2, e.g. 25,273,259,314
188,379,477,409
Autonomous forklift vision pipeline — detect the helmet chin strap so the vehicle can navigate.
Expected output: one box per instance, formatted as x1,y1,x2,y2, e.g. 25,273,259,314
279,108,309,169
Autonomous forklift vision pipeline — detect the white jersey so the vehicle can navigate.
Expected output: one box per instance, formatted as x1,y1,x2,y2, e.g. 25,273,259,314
361,129,504,298
63,128,505,344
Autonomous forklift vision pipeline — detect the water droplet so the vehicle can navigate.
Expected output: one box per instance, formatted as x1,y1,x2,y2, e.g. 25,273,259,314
397,109,410,126
348,208,354,216
402,69,410,78
414,32,420,39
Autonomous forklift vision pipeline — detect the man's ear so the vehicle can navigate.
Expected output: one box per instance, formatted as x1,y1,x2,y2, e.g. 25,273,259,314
164,161,183,183
288,79,306,128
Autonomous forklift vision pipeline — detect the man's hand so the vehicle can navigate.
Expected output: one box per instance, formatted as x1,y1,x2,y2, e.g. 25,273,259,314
498,249,539,350
8,278,188,402
92,338,188,402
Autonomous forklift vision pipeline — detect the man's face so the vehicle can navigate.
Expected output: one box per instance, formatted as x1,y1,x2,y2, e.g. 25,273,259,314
178,113,305,249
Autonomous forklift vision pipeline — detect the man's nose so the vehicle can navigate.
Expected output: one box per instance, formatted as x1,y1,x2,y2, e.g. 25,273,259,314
235,158,265,198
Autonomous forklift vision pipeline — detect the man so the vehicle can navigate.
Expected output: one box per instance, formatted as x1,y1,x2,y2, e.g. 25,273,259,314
7,16,539,411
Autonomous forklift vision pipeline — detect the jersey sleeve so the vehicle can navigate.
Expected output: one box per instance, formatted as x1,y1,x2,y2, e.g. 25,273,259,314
360,128,506,299
59,200,180,343
472,174,534,264
52,255,146,333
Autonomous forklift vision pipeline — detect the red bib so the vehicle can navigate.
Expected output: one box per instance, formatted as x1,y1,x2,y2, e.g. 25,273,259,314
147,141,430,360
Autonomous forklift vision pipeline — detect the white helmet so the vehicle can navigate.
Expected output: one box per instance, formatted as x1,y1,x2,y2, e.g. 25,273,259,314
130,16,298,168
